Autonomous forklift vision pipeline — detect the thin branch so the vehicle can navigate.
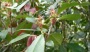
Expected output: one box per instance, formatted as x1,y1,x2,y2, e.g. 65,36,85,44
48,24,52,35
9,11,13,35
61,21,66,43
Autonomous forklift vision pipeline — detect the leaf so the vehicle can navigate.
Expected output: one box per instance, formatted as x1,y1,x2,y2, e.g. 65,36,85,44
29,8,36,14
16,21,32,30
60,14,81,20
0,37,2,42
5,34,12,42
15,0,29,12
47,33,63,45
2,0,12,2
0,30,8,39
43,28,48,33
7,3,18,9
24,3,30,11
26,18,36,23
59,45,67,52
25,35,45,52
39,0,54,3
58,2,90,14
16,14,28,19
18,29,40,31
14,21,32,37
67,43,85,52
46,40,54,47
6,34,30,46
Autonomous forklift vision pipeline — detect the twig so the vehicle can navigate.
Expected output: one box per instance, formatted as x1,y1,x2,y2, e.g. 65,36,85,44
48,24,52,35
9,11,13,35
44,24,52,40
61,21,66,42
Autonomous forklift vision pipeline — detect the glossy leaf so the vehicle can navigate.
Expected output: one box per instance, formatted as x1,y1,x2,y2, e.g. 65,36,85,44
25,35,45,52
60,14,81,20
46,40,54,47
47,33,63,45
6,34,30,46
58,2,90,14
0,30,8,39
26,18,36,23
16,14,28,19
7,3,18,9
16,21,32,30
59,45,67,52
15,0,29,12
18,29,40,31
68,43,85,52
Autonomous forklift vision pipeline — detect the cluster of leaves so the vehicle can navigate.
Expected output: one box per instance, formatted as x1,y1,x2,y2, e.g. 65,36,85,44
0,0,90,52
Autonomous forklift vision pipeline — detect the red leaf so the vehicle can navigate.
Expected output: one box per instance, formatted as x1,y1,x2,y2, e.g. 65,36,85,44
24,3,31,12
17,30,25,35
31,24,38,29
27,35,37,47
29,7,36,14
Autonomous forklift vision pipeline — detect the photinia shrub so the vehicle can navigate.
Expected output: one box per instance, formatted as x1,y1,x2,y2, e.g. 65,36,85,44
0,0,90,52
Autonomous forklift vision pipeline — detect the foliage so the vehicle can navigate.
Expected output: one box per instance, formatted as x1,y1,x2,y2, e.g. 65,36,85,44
0,0,90,52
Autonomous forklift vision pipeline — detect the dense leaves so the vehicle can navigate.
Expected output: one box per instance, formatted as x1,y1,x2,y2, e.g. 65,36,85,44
0,0,90,52
67,43,85,52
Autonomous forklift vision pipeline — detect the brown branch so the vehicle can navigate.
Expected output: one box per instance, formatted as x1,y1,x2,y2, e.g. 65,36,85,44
9,11,13,35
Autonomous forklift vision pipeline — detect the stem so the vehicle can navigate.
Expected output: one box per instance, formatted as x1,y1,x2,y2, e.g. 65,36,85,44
48,24,52,35
62,21,66,43
44,24,52,40
9,11,13,35
61,20,68,52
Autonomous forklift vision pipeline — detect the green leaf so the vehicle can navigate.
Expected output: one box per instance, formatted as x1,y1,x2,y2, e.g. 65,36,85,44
2,0,12,2
67,43,85,52
14,21,32,37
60,14,81,20
18,29,40,31
6,34,30,46
46,40,54,47
16,21,32,30
47,33,63,45
0,30,8,39
5,34,12,42
16,14,28,19
15,0,29,12
59,45,67,52
0,37,2,42
25,35,45,52
58,2,90,14
26,18,36,23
